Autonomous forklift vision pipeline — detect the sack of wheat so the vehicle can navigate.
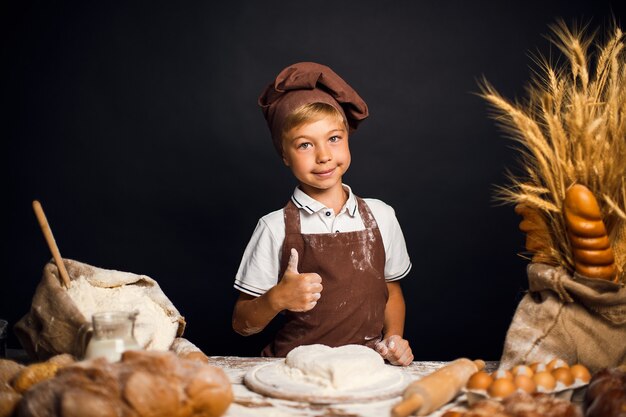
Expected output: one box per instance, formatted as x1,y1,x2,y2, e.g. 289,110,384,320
480,21,626,371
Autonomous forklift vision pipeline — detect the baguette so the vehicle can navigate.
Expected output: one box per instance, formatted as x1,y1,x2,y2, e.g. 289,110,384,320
564,184,616,281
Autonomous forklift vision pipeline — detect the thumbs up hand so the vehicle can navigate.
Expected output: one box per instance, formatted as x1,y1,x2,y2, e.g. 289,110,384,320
286,247,300,275
274,248,323,312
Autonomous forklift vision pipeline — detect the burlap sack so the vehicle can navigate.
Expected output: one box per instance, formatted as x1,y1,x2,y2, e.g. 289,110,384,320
14,259,198,361
500,263,626,372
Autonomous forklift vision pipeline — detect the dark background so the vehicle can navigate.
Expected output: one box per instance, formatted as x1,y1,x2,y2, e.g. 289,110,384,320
3,1,624,361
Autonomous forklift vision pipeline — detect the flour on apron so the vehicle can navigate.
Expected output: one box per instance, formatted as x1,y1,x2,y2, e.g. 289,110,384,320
262,197,388,357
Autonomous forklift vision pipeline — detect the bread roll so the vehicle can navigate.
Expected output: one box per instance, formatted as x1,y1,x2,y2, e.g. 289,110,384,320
0,390,22,417
179,351,210,363
564,184,616,281
0,358,25,385
185,369,233,417
47,353,76,367
11,362,59,393
515,203,554,264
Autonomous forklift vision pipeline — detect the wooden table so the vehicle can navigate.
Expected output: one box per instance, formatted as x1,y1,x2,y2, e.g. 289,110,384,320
208,356,498,417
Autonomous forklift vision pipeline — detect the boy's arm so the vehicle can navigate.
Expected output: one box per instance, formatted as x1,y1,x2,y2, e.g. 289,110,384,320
383,281,406,338
376,281,414,366
232,289,283,336
232,249,323,336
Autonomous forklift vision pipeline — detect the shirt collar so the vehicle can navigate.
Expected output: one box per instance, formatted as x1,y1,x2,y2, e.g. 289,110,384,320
291,184,358,217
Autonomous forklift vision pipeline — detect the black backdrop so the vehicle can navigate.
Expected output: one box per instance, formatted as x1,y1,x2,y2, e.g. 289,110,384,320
3,1,625,360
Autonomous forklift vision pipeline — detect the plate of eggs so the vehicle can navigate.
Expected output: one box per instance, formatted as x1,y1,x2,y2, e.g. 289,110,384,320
464,358,591,405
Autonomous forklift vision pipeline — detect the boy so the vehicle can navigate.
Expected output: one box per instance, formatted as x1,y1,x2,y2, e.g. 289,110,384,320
232,62,413,366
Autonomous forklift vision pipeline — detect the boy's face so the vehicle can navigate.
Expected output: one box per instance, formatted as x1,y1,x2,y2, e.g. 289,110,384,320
281,115,350,195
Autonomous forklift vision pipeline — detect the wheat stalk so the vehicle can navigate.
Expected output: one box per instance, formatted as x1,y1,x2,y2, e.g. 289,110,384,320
479,21,626,281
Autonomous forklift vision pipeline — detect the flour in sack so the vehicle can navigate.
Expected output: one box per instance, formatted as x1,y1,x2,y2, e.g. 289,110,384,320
67,275,178,351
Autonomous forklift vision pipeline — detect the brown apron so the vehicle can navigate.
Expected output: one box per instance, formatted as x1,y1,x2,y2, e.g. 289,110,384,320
262,196,388,357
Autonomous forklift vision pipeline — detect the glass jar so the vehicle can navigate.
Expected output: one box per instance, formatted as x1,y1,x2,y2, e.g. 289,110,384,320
84,311,141,362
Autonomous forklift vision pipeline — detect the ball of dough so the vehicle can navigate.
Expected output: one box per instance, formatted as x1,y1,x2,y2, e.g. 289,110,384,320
283,344,398,390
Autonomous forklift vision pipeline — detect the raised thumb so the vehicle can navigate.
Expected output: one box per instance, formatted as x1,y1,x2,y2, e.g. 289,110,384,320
287,248,299,274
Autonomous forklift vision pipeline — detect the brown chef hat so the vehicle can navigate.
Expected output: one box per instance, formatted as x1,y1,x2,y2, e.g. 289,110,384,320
258,62,369,155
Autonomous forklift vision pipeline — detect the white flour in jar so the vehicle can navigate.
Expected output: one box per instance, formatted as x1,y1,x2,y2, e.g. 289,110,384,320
67,275,178,351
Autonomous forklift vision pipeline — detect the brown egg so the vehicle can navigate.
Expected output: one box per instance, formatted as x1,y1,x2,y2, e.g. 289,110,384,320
546,358,569,371
552,367,574,386
442,412,463,417
466,371,494,390
491,369,514,380
511,364,534,377
569,364,591,383
529,362,546,373
513,374,536,393
488,378,517,398
533,371,556,392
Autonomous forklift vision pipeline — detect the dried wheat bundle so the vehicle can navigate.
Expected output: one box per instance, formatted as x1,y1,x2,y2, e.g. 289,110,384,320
479,21,626,281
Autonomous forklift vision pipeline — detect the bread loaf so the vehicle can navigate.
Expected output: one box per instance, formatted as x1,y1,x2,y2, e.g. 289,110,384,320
584,367,626,417
59,389,118,417
170,338,210,363
564,184,617,281
17,350,232,417
123,370,182,417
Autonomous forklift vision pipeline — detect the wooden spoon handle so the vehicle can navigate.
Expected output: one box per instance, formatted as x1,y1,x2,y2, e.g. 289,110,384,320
32,200,71,288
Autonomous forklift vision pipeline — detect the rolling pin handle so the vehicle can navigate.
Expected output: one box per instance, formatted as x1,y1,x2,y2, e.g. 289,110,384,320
391,393,423,417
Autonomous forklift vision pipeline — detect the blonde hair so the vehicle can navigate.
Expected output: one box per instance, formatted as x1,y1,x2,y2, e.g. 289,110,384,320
281,102,347,139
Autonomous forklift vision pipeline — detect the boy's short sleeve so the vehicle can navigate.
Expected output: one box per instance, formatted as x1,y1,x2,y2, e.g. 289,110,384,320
365,199,412,281
384,213,412,281
234,216,282,297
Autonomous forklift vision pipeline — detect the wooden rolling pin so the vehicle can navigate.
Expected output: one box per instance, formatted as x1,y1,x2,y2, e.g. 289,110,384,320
391,358,484,417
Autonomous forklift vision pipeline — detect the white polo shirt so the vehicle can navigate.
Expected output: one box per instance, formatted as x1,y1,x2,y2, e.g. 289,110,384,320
234,185,412,297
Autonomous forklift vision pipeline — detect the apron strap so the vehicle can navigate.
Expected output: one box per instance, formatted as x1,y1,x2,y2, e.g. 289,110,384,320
283,200,301,235
355,196,378,230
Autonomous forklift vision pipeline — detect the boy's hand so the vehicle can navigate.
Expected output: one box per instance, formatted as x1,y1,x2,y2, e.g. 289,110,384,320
273,248,323,312
375,335,414,366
